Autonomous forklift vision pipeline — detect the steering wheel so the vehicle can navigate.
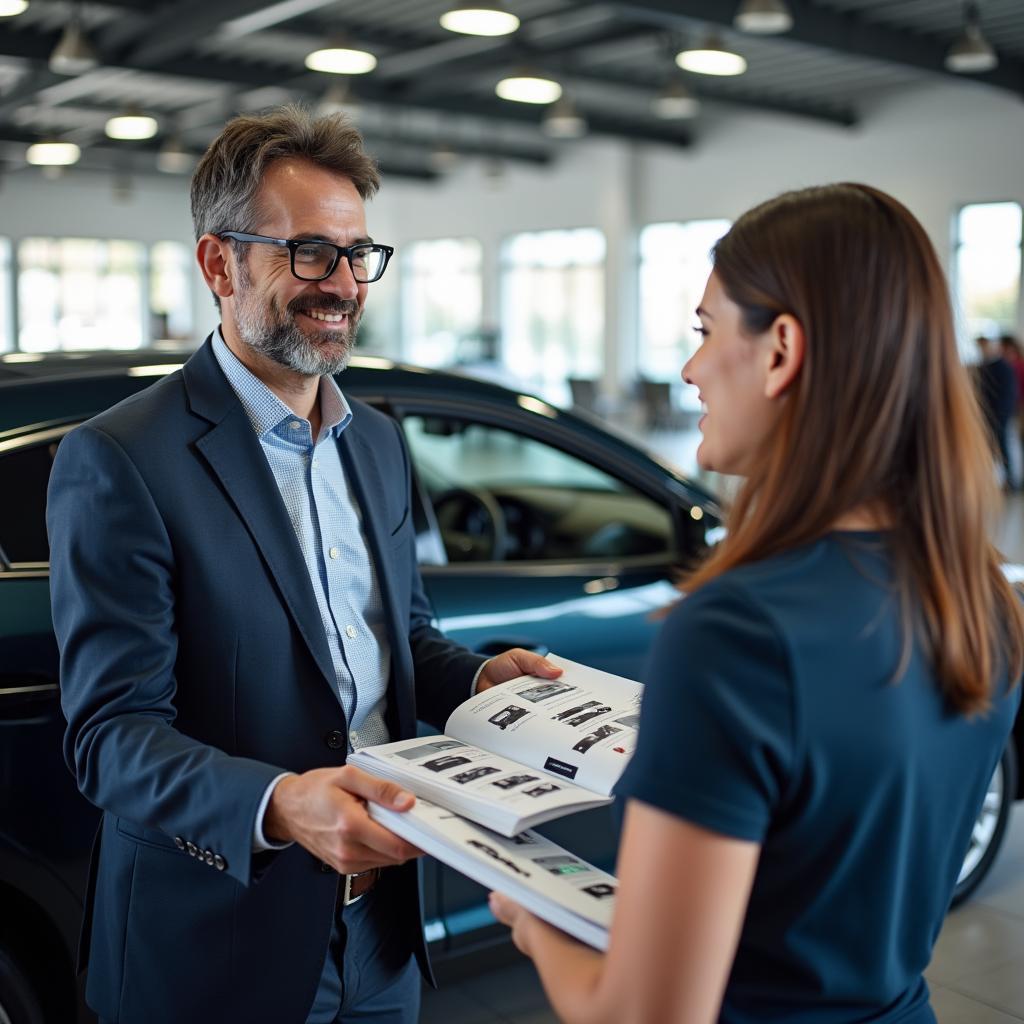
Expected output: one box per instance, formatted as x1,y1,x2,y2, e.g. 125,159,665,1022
432,487,508,562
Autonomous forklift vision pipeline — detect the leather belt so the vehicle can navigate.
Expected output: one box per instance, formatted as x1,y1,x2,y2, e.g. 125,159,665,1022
341,868,379,906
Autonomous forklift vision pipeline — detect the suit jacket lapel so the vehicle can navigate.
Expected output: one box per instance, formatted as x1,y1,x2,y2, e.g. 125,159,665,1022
183,340,337,692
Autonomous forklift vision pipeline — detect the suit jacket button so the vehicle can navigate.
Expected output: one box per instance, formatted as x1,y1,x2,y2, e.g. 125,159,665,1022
325,730,345,750
174,836,185,850
186,841,197,857
214,855,226,871
204,850,214,865
320,862,334,873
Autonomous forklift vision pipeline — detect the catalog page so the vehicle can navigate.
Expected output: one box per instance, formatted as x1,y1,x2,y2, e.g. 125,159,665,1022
370,798,617,951
444,654,643,795
349,735,611,836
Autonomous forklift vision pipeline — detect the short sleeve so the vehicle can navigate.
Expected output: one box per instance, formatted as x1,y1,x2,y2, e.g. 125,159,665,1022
615,581,794,842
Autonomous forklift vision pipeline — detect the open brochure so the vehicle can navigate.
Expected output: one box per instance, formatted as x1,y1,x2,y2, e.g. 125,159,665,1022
370,798,615,951
349,655,642,837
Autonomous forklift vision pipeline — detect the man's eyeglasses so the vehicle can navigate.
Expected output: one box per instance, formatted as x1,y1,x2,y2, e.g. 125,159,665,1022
218,231,394,283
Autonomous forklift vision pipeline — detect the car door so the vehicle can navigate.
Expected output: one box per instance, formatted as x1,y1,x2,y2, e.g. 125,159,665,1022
394,404,690,676
390,400,698,953
0,424,99,1022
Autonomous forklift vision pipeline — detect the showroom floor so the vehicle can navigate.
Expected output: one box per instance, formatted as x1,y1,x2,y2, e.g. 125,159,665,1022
421,455,1024,1022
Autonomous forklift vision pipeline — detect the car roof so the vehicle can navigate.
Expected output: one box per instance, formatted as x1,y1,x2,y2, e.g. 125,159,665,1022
0,348,722,515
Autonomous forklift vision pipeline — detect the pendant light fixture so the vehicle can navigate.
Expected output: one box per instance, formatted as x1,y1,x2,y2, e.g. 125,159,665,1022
49,1,99,76
495,72,561,104
675,36,747,76
305,41,377,75
26,140,80,166
156,136,194,174
542,95,586,138
105,110,159,140
440,2,519,37
734,0,793,35
945,2,998,73
652,78,700,119
0,1,30,16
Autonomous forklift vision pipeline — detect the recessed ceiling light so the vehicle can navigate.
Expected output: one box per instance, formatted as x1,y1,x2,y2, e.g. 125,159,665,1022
734,0,793,35
0,0,30,16
305,47,377,74
440,2,520,37
26,141,81,165
496,74,561,104
675,38,747,77
105,113,159,140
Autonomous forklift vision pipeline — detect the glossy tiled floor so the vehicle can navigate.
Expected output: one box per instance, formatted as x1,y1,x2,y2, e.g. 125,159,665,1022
422,442,1024,1022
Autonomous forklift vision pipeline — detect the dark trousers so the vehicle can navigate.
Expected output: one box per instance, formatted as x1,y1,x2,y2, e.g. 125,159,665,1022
305,873,421,1024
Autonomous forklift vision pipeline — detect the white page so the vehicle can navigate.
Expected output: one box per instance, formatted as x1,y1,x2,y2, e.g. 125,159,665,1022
444,655,643,795
371,798,615,950
349,735,611,835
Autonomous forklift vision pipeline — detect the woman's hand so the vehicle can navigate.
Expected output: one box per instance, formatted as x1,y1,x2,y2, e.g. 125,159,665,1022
489,891,545,955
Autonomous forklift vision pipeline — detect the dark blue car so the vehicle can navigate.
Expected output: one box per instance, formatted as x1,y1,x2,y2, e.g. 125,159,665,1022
0,350,1015,1023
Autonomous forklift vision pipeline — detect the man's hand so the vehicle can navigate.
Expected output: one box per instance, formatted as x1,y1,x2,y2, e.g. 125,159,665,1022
263,765,423,874
476,649,563,693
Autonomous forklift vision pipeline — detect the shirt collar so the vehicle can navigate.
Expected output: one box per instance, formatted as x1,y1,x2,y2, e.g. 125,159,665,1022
212,328,352,440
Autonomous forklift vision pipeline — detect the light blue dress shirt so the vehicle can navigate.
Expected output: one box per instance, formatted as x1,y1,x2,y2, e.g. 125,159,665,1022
211,331,392,848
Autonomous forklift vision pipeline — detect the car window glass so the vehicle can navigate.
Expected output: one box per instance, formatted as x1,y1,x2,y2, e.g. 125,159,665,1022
402,415,673,564
0,440,60,564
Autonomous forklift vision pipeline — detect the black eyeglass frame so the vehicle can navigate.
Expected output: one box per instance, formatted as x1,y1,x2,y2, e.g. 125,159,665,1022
218,231,395,283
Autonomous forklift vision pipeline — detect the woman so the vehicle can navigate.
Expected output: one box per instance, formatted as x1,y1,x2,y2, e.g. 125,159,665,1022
490,183,1024,1023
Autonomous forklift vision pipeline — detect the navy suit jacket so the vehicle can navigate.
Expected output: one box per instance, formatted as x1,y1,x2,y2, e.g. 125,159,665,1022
46,338,486,1023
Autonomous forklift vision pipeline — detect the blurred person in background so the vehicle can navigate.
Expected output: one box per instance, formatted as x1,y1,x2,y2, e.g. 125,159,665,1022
1000,334,1024,489
976,334,1018,489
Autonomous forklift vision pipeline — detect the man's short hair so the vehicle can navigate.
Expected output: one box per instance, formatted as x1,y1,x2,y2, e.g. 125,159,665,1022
190,104,380,242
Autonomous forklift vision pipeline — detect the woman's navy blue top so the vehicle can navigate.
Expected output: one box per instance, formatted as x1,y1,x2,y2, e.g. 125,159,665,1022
615,532,1019,1023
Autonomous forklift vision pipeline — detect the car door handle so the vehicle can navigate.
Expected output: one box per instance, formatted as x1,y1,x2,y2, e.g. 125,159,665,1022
0,679,60,721
474,639,550,657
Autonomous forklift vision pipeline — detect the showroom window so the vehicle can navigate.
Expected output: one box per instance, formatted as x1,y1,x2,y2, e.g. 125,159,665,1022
150,241,195,343
501,228,605,404
637,219,730,408
16,237,193,352
402,237,483,367
953,201,1022,354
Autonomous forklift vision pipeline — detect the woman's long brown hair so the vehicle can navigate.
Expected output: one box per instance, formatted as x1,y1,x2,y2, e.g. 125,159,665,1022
683,183,1023,715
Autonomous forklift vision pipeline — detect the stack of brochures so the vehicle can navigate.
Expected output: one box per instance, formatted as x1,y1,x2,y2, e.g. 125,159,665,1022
351,655,642,949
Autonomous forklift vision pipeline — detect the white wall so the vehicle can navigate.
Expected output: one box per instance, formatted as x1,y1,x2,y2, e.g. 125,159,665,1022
4,78,1022,394
376,79,1024,395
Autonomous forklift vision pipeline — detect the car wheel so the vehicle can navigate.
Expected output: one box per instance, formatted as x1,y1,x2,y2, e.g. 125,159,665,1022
951,740,1017,908
0,948,45,1024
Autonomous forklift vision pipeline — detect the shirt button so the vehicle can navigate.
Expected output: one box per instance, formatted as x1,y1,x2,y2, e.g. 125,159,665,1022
329,547,340,559
289,420,301,430
311,458,320,468
350,730,359,746
345,624,357,639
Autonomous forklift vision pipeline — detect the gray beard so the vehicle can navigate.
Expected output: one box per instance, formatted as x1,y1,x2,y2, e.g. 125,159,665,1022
234,275,360,377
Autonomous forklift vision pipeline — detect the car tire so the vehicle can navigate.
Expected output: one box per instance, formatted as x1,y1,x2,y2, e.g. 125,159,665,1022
951,740,1018,908
0,948,45,1024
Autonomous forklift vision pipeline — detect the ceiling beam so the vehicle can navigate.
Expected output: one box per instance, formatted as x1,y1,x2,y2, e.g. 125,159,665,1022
611,0,1024,99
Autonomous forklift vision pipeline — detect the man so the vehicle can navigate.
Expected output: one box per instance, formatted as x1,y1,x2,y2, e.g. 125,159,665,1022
46,106,559,1024
975,334,1019,488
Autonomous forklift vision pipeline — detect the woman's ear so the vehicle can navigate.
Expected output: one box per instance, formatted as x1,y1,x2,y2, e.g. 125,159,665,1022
764,314,805,399
196,234,235,301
